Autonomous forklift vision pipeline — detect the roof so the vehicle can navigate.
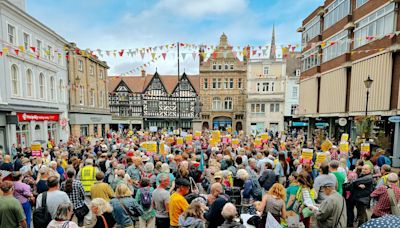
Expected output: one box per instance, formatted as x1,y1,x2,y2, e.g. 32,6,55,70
108,73,200,94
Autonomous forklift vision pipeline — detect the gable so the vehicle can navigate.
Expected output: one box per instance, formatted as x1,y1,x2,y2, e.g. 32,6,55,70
115,80,132,93
172,73,197,97
143,72,168,96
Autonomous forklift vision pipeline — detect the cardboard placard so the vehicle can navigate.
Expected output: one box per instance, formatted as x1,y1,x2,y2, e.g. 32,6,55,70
194,131,201,140
339,141,349,154
232,138,239,148
176,137,184,145
254,138,262,148
301,148,313,160
261,133,269,143
185,134,193,144
160,142,166,155
315,152,327,167
321,140,333,152
31,144,41,151
341,133,349,142
212,130,221,140
361,143,370,156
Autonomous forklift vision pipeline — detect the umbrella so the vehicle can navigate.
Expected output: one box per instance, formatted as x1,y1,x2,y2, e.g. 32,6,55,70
360,215,400,228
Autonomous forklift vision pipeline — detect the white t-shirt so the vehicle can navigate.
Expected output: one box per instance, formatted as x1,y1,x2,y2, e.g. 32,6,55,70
47,220,79,228
36,190,71,219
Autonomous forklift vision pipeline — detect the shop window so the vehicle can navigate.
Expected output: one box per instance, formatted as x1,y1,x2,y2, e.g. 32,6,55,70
48,123,57,141
16,124,29,148
80,125,89,136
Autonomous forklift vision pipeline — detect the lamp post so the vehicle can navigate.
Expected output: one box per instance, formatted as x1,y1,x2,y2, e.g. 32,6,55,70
364,75,373,116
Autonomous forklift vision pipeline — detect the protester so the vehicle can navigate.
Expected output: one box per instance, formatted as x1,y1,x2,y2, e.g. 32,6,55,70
219,203,245,228
0,180,27,228
152,173,170,228
135,177,156,228
204,182,229,228
371,173,400,218
257,183,287,227
36,176,71,219
90,198,116,228
13,172,33,228
90,171,115,202
47,202,79,228
178,202,206,228
169,178,190,227
313,162,337,204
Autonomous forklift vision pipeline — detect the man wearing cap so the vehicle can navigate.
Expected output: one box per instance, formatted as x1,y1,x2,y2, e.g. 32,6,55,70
0,181,27,228
313,182,347,228
169,178,190,227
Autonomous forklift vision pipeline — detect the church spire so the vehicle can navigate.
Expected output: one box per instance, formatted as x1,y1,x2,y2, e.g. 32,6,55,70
270,24,276,60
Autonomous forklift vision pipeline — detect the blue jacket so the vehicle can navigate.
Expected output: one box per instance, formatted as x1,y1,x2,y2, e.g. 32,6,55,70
110,197,143,228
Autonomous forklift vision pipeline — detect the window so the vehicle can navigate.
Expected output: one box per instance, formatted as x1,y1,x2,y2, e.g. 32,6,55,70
50,76,55,100
7,24,16,44
152,81,162,89
148,100,159,112
230,64,234,70
324,0,350,29
296,69,301,77
270,82,275,91
354,3,395,48
99,70,104,79
229,78,234,89
204,78,208,89
11,64,19,96
270,103,280,112
218,65,222,70
212,97,221,110
36,40,42,56
26,69,33,97
301,47,320,71
47,45,52,60
23,33,30,51
323,30,349,62
180,101,190,112
356,0,368,8
225,64,229,70
212,62,217,70
59,79,64,102
224,97,233,110
257,82,274,92
238,78,242,89
263,66,269,75
79,87,84,105
291,104,298,115
292,86,298,98
224,78,229,89
302,16,321,43
90,65,94,76
78,59,83,71
251,103,265,113
217,78,221,88
90,89,95,106
39,73,45,99
16,124,30,148
212,78,217,89
180,81,189,90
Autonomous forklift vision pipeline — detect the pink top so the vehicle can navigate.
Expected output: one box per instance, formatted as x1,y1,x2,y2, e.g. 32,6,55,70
13,181,32,204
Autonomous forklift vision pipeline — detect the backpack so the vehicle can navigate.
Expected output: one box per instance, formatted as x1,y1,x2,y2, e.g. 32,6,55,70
140,187,152,209
250,178,263,201
33,192,52,228
388,187,400,215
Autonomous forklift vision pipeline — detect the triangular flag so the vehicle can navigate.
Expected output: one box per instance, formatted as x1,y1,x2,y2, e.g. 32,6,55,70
162,52,167,60
0,51,3,56
181,53,186,60
30,47,36,53
106,51,110,56
18,45,25,52
140,52,145,59
3,47,9,54
151,52,156,60
15,49,19,55
212,52,217,59
119,49,124,57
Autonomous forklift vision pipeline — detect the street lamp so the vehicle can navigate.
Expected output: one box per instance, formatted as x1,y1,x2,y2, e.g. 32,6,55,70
364,75,373,116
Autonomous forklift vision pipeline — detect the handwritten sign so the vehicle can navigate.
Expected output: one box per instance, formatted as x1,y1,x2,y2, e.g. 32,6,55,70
361,143,370,156
176,137,184,146
301,149,313,160
232,139,239,148
339,141,349,154
147,141,157,153
261,133,269,143
254,138,262,148
321,140,333,152
185,134,193,144
212,130,221,141
315,152,327,168
341,133,349,142
194,131,201,140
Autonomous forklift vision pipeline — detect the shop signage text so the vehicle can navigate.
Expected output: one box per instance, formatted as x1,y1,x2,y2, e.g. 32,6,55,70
17,113,59,122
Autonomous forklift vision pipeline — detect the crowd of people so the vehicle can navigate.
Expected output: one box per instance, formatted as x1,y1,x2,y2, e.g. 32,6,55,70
0,128,399,228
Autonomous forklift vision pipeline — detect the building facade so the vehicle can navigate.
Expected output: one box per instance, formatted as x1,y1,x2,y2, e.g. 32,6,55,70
284,52,301,129
67,43,111,138
297,0,400,154
0,0,69,151
199,34,247,132
108,71,200,131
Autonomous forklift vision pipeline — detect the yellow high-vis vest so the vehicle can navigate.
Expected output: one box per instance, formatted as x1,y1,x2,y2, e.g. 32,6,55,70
81,165,96,192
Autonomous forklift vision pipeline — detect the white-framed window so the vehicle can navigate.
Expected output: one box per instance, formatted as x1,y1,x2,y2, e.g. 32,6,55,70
324,0,351,29
322,30,349,62
263,66,270,75
23,32,30,51
292,86,298,98
16,124,30,148
47,45,52,60
302,16,321,43
212,62,217,70
59,79,64,103
212,97,221,110
99,91,104,108
218,65,222,70
39,73,45,99
26,69,33,97
257,82,274,92
238,78,242,89
7,24,16,45
291,104,298,115
224,97,233,110
229,78,234,89
301,47,320,71
11,64,19,96
224,78,229,89
270,103,280,112
99,70,104,79
90,89,95,107
78,59,83,71
79,87,84,105
296,69,301,77
203,78,208,89
354,3,395,49
90,65,94,76
356,0,368,8
224,64,229,70
230,64,234,70
36,39,42,56
180,101,190,112
50,76,55,100
212,78,221,89
148,100,159,112
251,103,266,113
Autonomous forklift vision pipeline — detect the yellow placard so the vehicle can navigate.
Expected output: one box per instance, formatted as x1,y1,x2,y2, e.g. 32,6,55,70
261,133,269,141
128,130,133,136
254,138,262,147
160,142,166,155
341,133,349,142
176,137,184,145
148,141,157,153
339,142,349,153
185,134,193,143
227,127,232,133
167,137,175,144
31,144,41,151
361,143,370,154
302,149,313,160
195,131,201,138
232,138,239,146
212,130,221,140
321,140,333,152
132,136,137,142
140,142,148,151
316,152,327,164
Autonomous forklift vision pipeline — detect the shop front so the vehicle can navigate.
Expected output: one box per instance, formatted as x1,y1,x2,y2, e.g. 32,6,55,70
69,113,112,138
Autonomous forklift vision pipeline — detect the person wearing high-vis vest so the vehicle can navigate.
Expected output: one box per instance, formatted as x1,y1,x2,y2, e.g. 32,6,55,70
78,159,98,192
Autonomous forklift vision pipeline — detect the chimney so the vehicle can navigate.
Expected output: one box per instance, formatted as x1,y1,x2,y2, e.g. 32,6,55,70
141,69,146,77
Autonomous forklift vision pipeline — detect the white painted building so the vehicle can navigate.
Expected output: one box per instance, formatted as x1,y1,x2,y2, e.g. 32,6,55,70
0,0,69,152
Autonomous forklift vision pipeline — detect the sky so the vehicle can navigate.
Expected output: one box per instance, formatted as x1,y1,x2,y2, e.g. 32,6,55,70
26,0,323,75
